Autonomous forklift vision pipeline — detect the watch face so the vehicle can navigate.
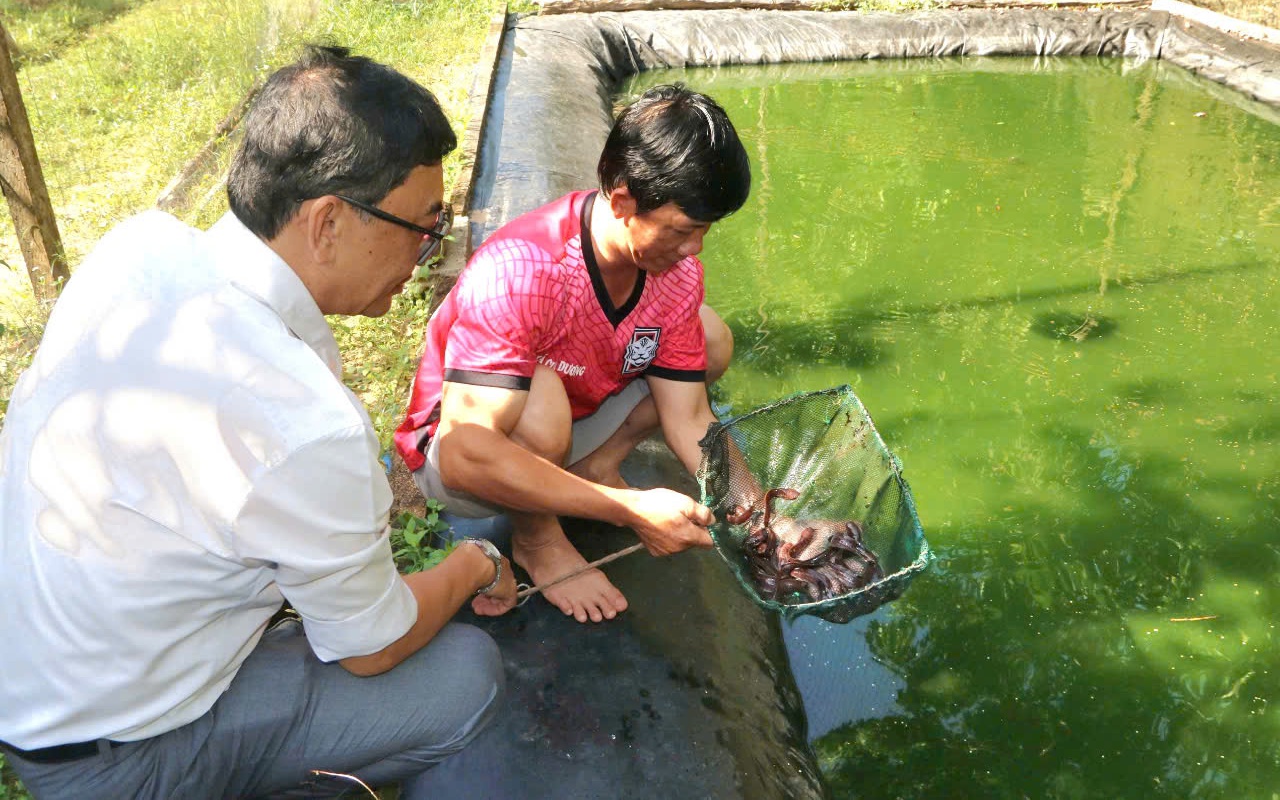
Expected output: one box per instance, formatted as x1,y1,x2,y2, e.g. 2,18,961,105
468,537,500,562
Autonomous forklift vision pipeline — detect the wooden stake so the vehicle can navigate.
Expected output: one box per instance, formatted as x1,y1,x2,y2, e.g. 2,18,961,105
0,20,67,301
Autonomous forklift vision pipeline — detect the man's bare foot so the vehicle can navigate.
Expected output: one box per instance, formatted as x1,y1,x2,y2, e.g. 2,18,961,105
514,534,629,623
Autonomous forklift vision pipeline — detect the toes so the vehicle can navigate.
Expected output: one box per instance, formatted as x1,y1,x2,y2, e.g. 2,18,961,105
542,573,628,624
561,594,595,624
606,585,628,611
582,589,623,623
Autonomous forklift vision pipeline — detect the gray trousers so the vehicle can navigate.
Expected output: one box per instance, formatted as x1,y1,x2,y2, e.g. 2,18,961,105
6,620,503,799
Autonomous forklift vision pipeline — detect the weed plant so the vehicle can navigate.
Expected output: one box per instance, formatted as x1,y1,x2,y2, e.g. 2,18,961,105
390,501,457,573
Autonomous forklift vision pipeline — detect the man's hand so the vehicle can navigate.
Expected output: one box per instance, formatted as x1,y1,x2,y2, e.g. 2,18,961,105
471,556,518,616
622,488,714,556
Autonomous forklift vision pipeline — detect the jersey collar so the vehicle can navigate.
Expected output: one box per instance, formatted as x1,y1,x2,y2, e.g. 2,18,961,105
580,190,645,329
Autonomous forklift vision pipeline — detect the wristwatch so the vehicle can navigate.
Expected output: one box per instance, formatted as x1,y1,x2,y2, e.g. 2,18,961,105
462,538,503,597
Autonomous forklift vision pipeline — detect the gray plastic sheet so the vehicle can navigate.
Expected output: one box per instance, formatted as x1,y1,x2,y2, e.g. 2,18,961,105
1162,15,1280,106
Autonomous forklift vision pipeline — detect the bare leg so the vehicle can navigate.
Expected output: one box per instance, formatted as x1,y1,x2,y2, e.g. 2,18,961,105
507,365,628,624
567,304,734,489
701,304,734,385
566,396,656,490
508,306,733,623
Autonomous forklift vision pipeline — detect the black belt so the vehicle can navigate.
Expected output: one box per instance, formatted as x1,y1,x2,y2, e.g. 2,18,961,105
1,738,124,764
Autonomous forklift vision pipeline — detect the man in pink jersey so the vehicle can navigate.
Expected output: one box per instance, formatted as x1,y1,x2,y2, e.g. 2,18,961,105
396,84,748,623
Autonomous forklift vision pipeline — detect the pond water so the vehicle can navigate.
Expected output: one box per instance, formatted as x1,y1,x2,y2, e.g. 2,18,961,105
625,58,1280,798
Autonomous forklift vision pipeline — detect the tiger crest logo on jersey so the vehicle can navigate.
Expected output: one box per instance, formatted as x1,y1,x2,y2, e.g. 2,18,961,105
622,327,661,374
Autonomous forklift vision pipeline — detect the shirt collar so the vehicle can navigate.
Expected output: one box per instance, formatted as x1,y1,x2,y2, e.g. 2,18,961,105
206,211,342,378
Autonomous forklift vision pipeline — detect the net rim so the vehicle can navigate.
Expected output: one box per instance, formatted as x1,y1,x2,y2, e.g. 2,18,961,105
697,384,932,620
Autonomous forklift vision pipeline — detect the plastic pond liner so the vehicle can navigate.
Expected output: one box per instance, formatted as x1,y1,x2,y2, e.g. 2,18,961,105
418,9,1280,799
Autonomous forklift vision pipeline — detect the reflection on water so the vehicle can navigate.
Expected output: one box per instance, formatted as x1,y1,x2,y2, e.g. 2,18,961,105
626,57,1280,798
782,610,905,740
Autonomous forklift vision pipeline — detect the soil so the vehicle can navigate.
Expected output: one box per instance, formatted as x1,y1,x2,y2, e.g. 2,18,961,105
388,454,429,519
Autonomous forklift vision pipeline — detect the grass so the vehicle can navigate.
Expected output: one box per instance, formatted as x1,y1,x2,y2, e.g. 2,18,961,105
0,755,24,800
0,0,146,68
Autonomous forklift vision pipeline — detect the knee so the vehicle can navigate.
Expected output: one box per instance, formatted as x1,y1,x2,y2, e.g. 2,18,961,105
509,364,572,465
430,624,505,741
701,305,734,384
443,623,503,694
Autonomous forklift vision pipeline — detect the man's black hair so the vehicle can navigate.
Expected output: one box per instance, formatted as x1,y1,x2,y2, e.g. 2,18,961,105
227,45,457,239
597,84,750,223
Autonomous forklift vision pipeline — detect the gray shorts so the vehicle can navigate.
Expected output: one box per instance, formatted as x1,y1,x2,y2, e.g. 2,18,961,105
412,380,650,519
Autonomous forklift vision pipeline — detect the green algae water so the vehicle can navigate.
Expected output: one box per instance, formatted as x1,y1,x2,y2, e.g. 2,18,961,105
626,58,1280,798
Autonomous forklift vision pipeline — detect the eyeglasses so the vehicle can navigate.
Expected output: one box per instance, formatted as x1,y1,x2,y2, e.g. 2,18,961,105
335,194,453,266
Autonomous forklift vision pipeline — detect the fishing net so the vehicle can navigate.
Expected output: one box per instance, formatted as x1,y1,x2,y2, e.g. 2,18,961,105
697,386,930,624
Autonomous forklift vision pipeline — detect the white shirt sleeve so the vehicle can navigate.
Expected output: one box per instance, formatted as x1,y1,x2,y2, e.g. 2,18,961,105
231,425,418,662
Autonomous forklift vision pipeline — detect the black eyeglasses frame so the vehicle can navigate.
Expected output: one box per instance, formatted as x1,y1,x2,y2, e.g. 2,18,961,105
334,194,453,266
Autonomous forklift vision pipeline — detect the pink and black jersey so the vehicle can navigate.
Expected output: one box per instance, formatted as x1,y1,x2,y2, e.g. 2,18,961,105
395,190,707,471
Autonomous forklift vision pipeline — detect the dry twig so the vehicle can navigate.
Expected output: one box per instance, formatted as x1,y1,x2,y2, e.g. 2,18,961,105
310,769,379,799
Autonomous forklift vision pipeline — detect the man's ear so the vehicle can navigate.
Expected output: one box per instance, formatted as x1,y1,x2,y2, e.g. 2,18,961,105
607,184,639,221
304,196,343,268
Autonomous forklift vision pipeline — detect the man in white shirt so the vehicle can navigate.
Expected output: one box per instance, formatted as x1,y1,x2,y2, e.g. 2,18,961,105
0,45,515,799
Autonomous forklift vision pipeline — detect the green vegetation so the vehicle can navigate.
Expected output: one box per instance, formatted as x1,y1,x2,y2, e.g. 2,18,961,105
0,752,23,800
391,502,457,573
0,0,146,68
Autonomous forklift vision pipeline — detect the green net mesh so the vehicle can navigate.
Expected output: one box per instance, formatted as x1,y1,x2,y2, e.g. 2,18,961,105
697,386,930,624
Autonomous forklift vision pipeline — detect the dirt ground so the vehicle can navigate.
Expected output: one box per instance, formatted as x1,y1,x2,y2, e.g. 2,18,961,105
389,456,429,519
1192,0,1280,28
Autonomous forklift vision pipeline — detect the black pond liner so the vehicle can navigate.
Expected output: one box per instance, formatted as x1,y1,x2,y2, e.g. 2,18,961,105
420,11,1280,799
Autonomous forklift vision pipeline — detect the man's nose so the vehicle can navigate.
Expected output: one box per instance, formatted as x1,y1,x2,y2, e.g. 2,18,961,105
678,231,705,257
